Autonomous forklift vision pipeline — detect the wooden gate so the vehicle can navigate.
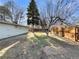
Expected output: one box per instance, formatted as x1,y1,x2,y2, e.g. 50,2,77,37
75,26,79,41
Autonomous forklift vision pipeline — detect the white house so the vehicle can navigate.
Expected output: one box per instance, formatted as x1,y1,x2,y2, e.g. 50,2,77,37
0,21,28,40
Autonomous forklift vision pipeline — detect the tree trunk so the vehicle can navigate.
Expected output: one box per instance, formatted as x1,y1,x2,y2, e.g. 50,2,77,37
46,29,49,36
46,32,49,36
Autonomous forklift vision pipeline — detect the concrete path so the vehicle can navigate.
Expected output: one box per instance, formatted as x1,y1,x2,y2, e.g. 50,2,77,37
0,34,26,50
0,34,28,59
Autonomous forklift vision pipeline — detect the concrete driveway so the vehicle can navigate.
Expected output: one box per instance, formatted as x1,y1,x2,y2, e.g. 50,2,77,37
0,34,27,50
0,32,79,59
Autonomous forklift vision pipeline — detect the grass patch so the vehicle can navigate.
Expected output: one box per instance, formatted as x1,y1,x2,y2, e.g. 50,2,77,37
30,34,49,49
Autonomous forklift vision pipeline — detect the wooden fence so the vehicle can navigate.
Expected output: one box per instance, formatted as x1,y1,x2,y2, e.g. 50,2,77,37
52,26,79,41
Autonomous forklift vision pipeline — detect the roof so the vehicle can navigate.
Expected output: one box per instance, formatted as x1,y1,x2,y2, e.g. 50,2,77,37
0,21,28,28
52,20,73,27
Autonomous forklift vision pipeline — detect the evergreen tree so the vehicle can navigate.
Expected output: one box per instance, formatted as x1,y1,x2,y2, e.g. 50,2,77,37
27,0,40,25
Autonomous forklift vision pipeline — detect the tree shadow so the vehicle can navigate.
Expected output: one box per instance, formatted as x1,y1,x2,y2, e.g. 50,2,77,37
29,33,79,51
49,36,79,50
33,33,78,48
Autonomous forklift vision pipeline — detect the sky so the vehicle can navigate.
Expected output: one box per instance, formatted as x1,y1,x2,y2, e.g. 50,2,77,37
0,0,46,11
0,0,46,25
0,0,79,25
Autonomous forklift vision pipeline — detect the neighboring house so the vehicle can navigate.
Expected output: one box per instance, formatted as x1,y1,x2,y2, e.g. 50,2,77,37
0,21,28,40
51,21,79,41
0,14,12,23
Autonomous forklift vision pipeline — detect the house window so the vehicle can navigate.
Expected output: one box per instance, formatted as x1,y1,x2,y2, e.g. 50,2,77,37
0,15,3,20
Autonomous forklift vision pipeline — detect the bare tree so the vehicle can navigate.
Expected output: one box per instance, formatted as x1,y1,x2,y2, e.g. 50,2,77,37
4,0,24,24
13,8,24,24
40,0,79,36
